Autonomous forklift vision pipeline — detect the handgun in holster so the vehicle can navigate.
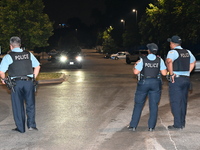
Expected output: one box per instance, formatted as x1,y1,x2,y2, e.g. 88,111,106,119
33,74,38,92
3,76,16,92
166,73,173,83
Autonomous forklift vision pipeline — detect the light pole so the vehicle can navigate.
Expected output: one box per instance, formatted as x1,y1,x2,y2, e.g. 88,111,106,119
132,9,137,24
121,19,125,30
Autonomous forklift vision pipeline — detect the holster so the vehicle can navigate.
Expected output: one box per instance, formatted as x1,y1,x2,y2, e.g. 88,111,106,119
3,76,16,92
166,74,173,82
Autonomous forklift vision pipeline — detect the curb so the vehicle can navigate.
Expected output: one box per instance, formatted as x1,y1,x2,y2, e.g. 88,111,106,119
0,74,66,86
38,73,66,85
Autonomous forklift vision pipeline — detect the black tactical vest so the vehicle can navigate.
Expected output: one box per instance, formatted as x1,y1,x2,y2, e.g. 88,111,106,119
173,49,190,71
141,56,160,78
8,51,33,77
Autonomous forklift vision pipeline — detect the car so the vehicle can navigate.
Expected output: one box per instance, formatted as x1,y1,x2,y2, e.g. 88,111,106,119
194,54,200,72
110,51,130,60
48,53,60,62
57,51,83,69
48,50,60,62
48,49,58,56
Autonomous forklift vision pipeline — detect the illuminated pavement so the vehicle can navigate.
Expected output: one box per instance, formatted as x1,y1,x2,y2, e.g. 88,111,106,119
0,49,200,150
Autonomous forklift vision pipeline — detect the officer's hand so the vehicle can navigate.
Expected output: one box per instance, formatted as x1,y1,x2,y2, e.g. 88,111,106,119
171,74,175,83
1,79,5,84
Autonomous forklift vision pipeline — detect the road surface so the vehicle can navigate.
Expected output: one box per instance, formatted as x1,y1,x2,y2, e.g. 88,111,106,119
0,49,200,150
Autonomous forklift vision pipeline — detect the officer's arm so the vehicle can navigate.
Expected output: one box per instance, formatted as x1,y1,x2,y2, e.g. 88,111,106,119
161,69,167,76
165,58,174,75
133,68,140,75
166,58,175,83
160,58,167,76
33,65,40,78
133,60,141,75
0,71,6,84
190,61,196,72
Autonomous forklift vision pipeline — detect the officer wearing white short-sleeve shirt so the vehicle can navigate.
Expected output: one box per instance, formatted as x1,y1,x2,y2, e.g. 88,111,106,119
127,43,167,131
0,36,40,133
166,35,196,130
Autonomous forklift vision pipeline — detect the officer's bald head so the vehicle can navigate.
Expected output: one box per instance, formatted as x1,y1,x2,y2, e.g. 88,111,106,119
10,36,21,48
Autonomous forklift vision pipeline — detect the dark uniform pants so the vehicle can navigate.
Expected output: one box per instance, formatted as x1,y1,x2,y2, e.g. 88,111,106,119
169,77,190,128
130,78,162,129
11,80,36,133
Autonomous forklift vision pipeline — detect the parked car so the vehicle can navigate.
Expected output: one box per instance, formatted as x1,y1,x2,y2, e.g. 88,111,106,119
48,53,60,62
48,50,60,62
110,51,130,60
48,49,58,56
194,54,200,72
58,51,83,69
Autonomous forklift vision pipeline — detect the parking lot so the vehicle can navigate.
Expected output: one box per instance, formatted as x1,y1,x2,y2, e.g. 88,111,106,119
0,49,200,150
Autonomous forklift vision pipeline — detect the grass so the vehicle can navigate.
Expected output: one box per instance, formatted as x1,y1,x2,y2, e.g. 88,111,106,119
37,72,63,80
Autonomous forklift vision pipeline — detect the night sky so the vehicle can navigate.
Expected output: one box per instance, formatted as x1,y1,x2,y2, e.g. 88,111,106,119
43,0,106,26
43,0,153,26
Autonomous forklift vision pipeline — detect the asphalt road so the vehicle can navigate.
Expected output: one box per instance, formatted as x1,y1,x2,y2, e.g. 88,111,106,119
0,49,200,150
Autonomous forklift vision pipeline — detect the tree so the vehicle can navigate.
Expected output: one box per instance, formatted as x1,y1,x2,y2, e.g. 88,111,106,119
139,0,200,55
122,30,135,48
102,26,117,54
0,0,53,52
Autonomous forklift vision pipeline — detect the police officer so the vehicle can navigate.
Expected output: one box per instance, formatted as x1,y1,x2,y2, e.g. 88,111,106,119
166,35,196,130
127,43,167,131
0,36,40,133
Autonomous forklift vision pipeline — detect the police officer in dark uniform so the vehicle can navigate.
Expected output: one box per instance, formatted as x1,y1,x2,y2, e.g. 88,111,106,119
127,43,167,131
166,35,196,130
0,36,40,133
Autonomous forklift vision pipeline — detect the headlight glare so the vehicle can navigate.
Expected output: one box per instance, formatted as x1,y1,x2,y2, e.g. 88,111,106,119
60,56,67,62
76,56,82,61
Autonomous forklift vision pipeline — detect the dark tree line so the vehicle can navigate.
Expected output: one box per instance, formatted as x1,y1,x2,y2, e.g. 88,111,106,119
98,0,200,56
0,0,53,52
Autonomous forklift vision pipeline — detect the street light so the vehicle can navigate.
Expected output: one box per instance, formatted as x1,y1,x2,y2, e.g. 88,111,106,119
132,9,137,24
121,19,125,29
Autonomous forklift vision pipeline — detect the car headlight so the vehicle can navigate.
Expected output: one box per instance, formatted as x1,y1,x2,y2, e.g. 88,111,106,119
60,55,67,62
76,56,82,61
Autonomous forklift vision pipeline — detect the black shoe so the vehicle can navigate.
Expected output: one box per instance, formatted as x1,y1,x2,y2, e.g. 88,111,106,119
148,128,154,132
28,127,38,131
168,125,182,130
12,128,24,133
127,125,136,131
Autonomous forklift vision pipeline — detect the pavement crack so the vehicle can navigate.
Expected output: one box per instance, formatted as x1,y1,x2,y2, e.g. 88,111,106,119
159,116,179,150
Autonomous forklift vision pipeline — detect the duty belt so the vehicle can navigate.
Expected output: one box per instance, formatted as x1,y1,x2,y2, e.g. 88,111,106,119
142,76,158,79
12,76,33,81
175,75,189,78
145,76,158,78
